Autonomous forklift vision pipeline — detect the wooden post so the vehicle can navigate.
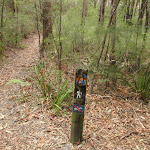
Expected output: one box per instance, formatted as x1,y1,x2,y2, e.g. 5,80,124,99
70,68,88,144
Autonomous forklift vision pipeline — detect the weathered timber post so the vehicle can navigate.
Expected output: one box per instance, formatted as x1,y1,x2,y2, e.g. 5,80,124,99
70,68,88,144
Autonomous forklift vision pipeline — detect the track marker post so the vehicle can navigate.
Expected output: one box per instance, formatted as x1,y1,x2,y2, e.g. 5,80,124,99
70,68,88,144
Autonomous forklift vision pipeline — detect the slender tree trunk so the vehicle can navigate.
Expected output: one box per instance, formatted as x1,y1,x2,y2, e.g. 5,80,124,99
137,0,148,67
15,5,19,46
81,0,87,51
145,0,149,31
125,0,131,24
98,0,106,24
107,0,110,6
82,0,87,18
110,0,117,61
58,0,62,72
130,0,135,20
0,0,5,42
137,0,149,66
104,35,110,62
39,0,42,10
35,3,41,45
134,0,140,16
138,0,147,25
142,0,149,48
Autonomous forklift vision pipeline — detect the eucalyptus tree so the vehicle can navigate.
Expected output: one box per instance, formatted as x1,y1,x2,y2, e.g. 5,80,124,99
98,0,106,23
40,0,53,58
138,0,147,25
0,0,5,42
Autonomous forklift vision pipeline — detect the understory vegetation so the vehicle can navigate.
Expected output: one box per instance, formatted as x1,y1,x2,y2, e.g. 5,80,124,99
1,0,150,113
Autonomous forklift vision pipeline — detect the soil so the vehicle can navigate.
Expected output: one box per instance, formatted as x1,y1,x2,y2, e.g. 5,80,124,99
0,34,150,150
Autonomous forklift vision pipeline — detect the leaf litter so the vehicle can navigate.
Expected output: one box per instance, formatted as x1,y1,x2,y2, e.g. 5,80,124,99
0,34,149,150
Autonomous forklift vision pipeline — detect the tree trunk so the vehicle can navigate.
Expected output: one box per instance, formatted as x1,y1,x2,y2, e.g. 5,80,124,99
35,3,41,45
138,0,146,25
82,0,87,18
145,0,149,30
81,0,88,51
43,0,52,42
110,0,117,61
125,0,131,24
137,0,148,67
138,0,149,66
41,0,53,58
98,0,106,24
107,0,110,6
15,5,19,46
130,0,135,20
58,0,62,72
0,0,5,42
104,35,110,62
134,0,140,16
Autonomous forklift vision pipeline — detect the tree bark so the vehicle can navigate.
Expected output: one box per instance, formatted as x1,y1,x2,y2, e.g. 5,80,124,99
0,0,5,42
15,5,19,45
138,0,147,25
81,0,88,51
58,0,62,72
42,0,52,42
82,0,87,18
138,0,149,66
110,0,117,61
130,0,135,20
125,0,131,24
35,3,41,45
41,0,53,58
98,0,106,24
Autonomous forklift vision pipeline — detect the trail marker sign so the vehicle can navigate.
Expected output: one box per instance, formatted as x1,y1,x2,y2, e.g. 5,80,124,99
70,68,88,144
73,104,84,113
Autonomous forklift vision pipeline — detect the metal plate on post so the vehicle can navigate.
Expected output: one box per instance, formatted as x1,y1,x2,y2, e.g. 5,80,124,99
73,104,84,113
76,72,87,86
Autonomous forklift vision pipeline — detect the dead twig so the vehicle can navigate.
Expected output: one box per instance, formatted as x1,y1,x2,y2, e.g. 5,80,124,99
120,131,139,141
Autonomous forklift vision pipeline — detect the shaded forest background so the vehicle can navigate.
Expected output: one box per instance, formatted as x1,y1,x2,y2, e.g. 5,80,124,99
0,0,150,106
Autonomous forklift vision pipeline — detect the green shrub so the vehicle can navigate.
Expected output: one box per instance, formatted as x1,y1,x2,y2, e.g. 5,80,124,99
122,63,150,102
32,60,73,114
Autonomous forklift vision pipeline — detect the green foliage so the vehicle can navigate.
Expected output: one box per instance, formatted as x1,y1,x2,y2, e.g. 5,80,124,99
33,59,50,97
0,41,5,58
53,80,73,114
122,63,150,102
6,79,31,86
0,0,37,56
32,60,73,114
